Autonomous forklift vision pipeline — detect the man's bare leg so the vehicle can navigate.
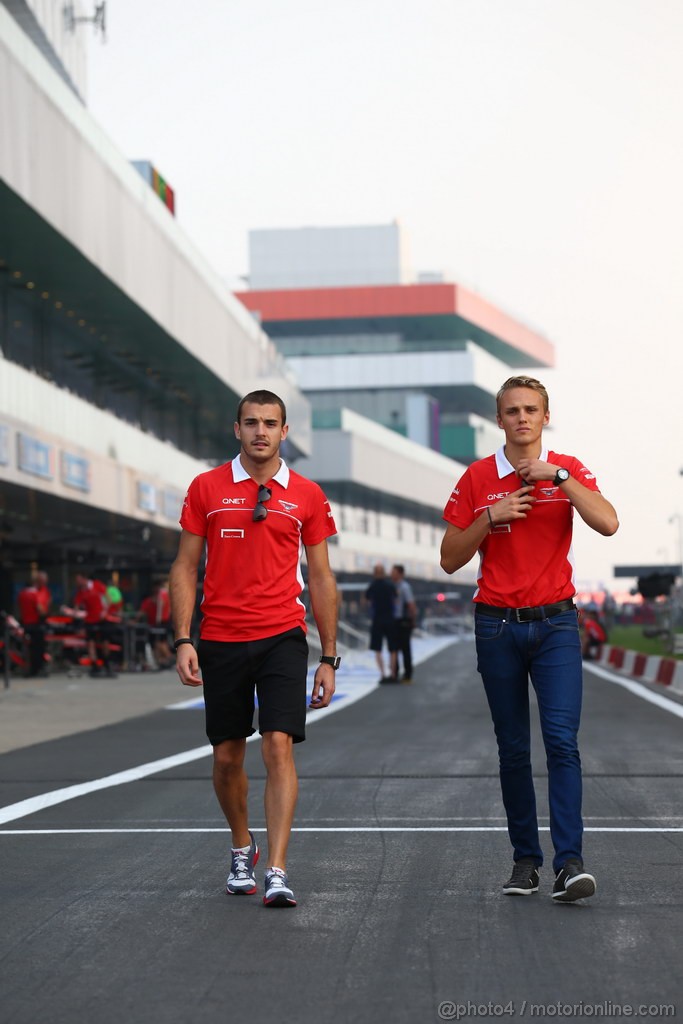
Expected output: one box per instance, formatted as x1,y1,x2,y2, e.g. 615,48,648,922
212,738,251,848
261,731,298,868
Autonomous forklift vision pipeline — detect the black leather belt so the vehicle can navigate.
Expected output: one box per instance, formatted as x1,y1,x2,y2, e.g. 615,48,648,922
475,599,575,623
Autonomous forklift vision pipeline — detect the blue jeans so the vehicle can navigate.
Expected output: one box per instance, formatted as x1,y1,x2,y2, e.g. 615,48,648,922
475,609,584,873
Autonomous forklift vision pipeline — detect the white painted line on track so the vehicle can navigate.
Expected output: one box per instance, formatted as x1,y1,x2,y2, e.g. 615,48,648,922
2,826,683,835
586,663,683,720
6,639,677,829
0,745,212,825
0,639,457,826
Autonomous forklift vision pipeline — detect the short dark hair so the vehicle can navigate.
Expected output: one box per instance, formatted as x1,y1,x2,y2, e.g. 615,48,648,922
236,390,287,426
392,564,405,575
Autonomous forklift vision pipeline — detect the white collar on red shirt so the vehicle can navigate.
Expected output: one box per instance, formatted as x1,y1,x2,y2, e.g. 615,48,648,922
232,453,290,488
495,444,549,478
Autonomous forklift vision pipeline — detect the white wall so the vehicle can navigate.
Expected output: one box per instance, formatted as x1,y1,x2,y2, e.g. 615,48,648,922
249,223,409,289
287,341,508,395
1,0,88,98
326,500,453,583
300,409,463,510
0,359,208,526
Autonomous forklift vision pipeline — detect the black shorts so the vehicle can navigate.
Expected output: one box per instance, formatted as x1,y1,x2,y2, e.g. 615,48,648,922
84,622,104,641
198,627,309,746
369,619,398,652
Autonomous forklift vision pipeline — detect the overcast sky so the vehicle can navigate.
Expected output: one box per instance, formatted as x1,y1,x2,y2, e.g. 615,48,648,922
87,0,683,591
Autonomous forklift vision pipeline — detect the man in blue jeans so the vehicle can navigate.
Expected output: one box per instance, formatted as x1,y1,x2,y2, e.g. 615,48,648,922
440,376,618,901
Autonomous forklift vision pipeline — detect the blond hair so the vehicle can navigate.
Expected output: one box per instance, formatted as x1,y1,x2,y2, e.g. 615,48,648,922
496,376,549,415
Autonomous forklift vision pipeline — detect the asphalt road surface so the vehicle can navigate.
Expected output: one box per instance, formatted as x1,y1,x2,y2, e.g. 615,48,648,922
2,640,682,1024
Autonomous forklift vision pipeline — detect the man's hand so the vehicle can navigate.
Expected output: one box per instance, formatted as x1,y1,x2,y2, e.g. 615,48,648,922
489,485,536,524
516,458,556,483
517,458,619,536
175,644,202,687
309,663,336,709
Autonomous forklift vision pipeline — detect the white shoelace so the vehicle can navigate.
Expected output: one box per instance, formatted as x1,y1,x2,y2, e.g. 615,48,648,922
231,849,251,879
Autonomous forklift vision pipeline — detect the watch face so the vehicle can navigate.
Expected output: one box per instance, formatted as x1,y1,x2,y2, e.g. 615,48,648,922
557,469,569,482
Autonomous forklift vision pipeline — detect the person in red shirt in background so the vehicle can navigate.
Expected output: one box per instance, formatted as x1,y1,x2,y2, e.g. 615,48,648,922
170,389,338,908
579,610,608,660
62,573,116,678
18,570,51,676
441,376,618,904
139,581,173,668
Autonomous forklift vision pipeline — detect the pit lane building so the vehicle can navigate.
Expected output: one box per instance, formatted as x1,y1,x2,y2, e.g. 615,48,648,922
0,2,308,607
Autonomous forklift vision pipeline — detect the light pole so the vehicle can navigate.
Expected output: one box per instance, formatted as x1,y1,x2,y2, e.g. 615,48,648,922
668,515,683,635
670,513,683,581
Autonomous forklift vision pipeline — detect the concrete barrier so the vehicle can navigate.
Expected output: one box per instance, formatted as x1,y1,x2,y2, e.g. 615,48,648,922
597,645,683,696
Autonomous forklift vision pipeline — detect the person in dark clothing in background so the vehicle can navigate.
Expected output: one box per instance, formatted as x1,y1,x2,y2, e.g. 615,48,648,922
391,564,417,683
365,563,398,683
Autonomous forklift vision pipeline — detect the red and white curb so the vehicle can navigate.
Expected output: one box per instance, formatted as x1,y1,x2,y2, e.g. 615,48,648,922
596,644,683,696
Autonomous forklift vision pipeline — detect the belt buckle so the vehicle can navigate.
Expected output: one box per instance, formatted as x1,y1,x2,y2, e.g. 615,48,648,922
515,606,538,623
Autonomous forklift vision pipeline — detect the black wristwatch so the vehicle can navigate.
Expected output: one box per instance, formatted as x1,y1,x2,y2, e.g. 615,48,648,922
319,655,341,670
553,468,570,486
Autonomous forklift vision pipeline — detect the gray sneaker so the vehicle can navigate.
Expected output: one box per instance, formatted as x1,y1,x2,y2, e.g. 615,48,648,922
263,866,297,907
503,857,540,895
226,830,259,895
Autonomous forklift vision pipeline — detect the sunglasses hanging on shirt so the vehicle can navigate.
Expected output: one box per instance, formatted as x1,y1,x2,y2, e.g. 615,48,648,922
253,485,272,522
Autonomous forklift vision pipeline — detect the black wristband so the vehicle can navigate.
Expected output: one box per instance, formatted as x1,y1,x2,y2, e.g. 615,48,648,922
486,507,494,527
173,637,194,651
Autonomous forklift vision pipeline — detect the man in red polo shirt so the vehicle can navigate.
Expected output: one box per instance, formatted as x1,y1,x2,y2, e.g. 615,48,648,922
139,582,173,668
18,570,51,675
63,574,115,678
170,389,338,908
441,376,618,903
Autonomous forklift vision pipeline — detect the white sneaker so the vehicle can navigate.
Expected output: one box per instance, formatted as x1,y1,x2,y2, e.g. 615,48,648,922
263,866,296,907
226,831,259,895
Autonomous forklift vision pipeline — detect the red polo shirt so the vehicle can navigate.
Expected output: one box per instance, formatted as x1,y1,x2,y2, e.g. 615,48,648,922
180,455,336,641
73,579,107,624
583,618,606,642
18,586,49,625
140,590,171,626
443,445,601,608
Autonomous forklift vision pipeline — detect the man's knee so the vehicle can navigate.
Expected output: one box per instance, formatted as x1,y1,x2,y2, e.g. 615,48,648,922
213,739,246,776
261,731,294,771
543,729,580,765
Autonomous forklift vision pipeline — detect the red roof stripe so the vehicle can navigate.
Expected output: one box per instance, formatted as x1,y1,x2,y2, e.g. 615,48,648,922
235,283,553,365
